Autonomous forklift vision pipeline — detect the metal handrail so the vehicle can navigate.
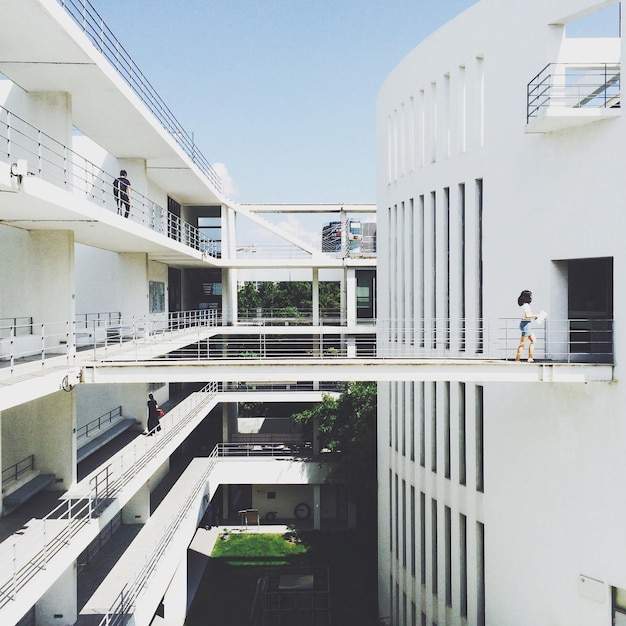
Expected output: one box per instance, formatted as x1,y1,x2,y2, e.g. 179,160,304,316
0,105,219,257
527,62,621,121
95,440,326,625
88,383,218,505
0,315,615,369
98,444,221,626
0,384,219,609
0,310,220,376
0,317,32,339
1,455,35,485
76,406,123,441
56,0,222,193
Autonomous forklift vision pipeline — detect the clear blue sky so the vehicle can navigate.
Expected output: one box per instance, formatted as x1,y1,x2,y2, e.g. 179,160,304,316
94,0,479,204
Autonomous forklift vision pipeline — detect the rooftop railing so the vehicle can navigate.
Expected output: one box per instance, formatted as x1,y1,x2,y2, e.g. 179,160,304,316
527,62,621,122
0,105,220,258
56,0,222,193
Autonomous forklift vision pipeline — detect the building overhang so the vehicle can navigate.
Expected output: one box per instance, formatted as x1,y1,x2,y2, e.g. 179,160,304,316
526,107,620,133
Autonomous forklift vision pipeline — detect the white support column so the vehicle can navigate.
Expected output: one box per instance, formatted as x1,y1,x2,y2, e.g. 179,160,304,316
36,562,77,626
222,205,238,326
312,268,320,326
345,267,357,326
345,267,357,357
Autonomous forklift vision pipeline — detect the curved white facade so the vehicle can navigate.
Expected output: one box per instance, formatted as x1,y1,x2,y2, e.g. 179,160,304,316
376,1,626,624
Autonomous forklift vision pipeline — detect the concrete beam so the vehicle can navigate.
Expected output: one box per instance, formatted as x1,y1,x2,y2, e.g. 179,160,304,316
80,359,614,385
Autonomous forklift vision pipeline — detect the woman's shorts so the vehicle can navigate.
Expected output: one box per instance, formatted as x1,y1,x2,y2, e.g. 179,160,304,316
519,320,532,337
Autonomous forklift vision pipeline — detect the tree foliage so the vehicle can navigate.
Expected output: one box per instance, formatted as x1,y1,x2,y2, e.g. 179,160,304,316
293,381,377,496
238,281,340,315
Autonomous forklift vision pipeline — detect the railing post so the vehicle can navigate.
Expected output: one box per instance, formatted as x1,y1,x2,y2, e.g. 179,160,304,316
11,542,17,600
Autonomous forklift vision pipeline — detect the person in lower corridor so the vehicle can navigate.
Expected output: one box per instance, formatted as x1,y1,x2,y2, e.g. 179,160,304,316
146,393,161,434
516,289,538,362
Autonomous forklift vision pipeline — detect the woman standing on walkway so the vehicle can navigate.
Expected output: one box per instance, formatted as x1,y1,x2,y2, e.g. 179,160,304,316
147,393,162,434
516,290,538,362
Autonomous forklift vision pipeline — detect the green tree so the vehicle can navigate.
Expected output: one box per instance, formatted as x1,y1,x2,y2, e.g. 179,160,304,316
293,381,378,500
237,281,340,317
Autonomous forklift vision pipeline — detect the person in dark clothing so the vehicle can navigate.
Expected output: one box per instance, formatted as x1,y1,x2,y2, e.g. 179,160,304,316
147,393,161,434
114,169,131,217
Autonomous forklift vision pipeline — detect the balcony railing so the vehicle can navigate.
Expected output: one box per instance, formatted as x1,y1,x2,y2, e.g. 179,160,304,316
0,105,220,258
56,0,222,193
527,62,620,122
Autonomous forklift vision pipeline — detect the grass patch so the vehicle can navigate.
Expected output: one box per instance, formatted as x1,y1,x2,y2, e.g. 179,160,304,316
211,532,307,565
185,529,379,626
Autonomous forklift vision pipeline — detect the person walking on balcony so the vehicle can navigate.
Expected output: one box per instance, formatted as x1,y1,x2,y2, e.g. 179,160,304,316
516,290,538,362
147,393,162,434
114,169,131,218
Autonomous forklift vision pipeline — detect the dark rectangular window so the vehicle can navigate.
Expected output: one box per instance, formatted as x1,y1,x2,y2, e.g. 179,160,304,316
460,514,468,617
402,384,406,458
477,522,485,626
395,474,399,559
431,383,437,473
402,479,407,568
410,383,415,461
459,383,467,486
420,382,426,467
431,499,438,595
476,179,483,352
445,506,452,606
476,386,484,493
444,186,450,348
411,486,416,577
444,382,451,479
459,183,466,350
420,492,426,585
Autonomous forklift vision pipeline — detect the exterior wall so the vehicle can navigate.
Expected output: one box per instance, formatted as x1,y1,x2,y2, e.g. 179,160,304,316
251,483,338,521
2,391,75,490
0,226,74,325
377,1,625,625
75,383,145,431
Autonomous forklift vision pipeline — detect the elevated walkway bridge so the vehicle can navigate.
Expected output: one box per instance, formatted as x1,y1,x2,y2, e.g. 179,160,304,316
0,313,614,415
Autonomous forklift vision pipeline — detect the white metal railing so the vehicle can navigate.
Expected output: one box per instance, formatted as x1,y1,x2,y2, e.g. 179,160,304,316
88,383,218,504
0,384,218,610
0,105,220,257
95,440,325,625
527,62,621,121
0,309,219,376
97,445,222,626
0,315,615,369
237,308,344,326
56,0,222,193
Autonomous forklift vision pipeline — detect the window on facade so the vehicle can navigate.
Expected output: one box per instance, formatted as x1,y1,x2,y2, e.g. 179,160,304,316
149,281,165,313
614,587,626,625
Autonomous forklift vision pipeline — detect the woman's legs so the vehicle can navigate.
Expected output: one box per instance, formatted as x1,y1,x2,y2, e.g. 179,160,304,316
527,333,535,362
516,334,535,361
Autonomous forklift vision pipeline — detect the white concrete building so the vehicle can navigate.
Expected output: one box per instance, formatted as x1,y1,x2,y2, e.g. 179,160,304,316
376,1,624,625
1,0,622,624
0,1,376,625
